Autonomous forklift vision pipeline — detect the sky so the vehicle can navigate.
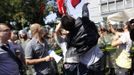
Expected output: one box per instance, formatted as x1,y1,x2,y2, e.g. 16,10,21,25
66,0,88,19
43,11,57,24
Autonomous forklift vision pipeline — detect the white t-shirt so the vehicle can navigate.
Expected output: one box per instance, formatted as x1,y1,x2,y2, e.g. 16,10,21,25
118,32,132,52
54,35,67,62
115,31,132,69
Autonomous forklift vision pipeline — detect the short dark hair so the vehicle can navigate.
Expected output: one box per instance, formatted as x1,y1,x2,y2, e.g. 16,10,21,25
129,19,134,24
126,19,134,31
129,19,134,41
61,15,75,31
0,23,12,29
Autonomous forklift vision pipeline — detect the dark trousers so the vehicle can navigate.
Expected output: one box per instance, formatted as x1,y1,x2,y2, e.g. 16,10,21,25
79,55,105,75
64,63,80,75
63,55,105,75
114,64,130,75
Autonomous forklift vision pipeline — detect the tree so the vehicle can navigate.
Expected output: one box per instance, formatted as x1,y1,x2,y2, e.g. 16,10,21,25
22,0,47,25
0,0,59,29
0,0,22,22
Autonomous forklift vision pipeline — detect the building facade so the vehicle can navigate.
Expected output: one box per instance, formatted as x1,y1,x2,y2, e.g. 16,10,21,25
88,0,134,23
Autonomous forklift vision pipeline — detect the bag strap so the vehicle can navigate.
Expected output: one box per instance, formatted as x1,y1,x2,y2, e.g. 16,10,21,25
1,45,23,69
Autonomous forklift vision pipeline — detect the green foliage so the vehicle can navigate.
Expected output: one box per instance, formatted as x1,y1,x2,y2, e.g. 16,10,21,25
55,48,62,55
0,0,22,21
0,0,50,28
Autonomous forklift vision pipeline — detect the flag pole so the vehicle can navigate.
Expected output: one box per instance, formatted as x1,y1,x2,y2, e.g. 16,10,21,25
64,0,70,15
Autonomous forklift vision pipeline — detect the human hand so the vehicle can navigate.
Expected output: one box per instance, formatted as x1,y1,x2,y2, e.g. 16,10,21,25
43,56,53,62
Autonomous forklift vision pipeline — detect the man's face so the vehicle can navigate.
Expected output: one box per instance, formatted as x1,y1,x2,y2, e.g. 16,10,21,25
10,31,18,41
0,25,11,40
39,27,48,38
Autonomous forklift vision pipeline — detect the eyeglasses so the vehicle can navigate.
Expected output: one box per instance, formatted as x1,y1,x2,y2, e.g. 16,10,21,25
0,29,11,32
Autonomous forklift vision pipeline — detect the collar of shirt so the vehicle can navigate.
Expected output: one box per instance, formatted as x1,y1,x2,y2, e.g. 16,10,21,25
0,43,9,49
32,38,45,46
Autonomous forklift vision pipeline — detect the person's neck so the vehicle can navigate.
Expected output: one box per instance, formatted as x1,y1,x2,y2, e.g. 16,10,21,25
124,29,128,32
33,35,44,43
0,38,8,44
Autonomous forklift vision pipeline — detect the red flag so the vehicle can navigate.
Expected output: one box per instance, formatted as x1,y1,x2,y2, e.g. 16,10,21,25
71,0,81,8
39,3,45,14
57,0,66,15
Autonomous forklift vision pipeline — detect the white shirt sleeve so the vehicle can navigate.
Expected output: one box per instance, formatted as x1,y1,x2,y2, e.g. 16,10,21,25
119,33,127,44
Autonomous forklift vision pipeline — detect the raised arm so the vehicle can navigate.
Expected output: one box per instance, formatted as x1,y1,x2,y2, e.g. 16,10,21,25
55,21,62,34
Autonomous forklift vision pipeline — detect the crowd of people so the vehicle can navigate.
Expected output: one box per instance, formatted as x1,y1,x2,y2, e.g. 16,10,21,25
0,15,134,75
0,6,134,75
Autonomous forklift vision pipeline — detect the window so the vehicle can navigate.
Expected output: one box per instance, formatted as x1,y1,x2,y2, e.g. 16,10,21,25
100,0,134,14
